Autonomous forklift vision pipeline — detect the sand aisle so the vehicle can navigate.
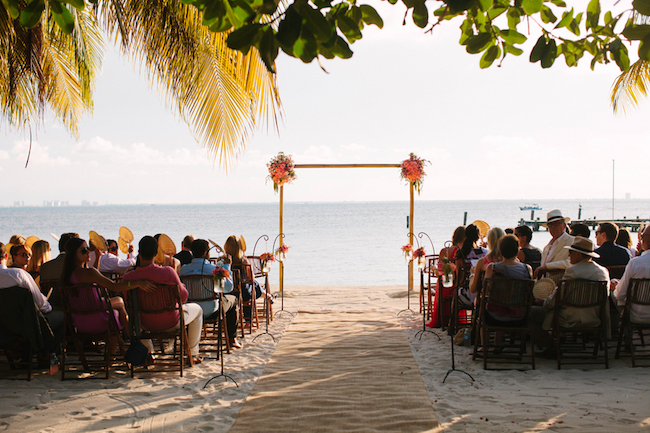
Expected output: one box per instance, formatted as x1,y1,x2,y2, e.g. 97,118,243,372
229,311,440,432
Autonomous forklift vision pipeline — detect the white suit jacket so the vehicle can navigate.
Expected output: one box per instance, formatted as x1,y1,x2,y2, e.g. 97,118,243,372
541,232,573,270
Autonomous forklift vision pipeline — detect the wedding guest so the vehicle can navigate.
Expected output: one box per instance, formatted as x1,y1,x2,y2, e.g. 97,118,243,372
40,233,79,282
26,240,51,282
5,235,26,267
467,227,505,303
594,222,631,268
428,226,465,328
615,227,635,257
612,224,650,324
569,223,591,238
99,239,137,274
634,222,646,257
10,244,31,270
534,209,574,279
453,224,487,306
174,235,195,266
515,225,542,270
153,233,181,274
122,236,203,363
438,226,465,263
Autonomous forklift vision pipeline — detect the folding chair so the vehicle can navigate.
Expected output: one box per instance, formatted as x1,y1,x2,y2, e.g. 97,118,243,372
615,278,650,367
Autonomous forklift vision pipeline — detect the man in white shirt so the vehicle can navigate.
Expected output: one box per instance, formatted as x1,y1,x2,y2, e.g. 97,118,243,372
99,239,137,274
534,209,574,279
612,225,650,324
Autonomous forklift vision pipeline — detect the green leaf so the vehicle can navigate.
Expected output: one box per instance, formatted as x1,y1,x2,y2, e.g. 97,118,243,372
294,0,333,42
331,35,353,58
549,0,566,6
256,27,278,72
568,14,581,36
622,23,650,40
540,5,557,24
497,28,527,44
258,0,280,14
541,39,557,68
446,0,475,13
521,0,542,15
639,34,650,61
1,0,20,18
226,23,261,54
203,0,225,27
465,32,493,53
412,0,428,28
487,5,507,20
480,44,500,68
337,14,362,43
276,7,302,54
459,18,473,44
530,35,546,62
478,0,492,12
359,4,383,28
230,0,255,25
20,0,45,28
223,0,243,27
504,43,523,55
294,26,319,62
609,38,630,71
507,7,521,29
633,0,650,16
60,0,84,9
555,9,573,29
50,0,75,34
586,0,600,30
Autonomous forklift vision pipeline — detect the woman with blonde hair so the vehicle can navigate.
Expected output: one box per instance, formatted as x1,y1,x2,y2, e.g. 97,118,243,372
26,240,51,282
466,227,505,303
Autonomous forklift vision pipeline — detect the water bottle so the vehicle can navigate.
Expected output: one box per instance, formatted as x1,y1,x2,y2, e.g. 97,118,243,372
49,354,59,375
463,328,471,347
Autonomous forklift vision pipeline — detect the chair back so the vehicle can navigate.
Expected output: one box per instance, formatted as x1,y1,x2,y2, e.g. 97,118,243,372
100,271,122,283
248,256,265,278
484,278,535,309
232,263,254,284
39,279,62,308
528,261,541,272
424,254,438,276
136,284,182,315
181,275,217,302
606,265,627,280
544,269,565,286
628,279,650,306
60,284,120,334
557,279,608,309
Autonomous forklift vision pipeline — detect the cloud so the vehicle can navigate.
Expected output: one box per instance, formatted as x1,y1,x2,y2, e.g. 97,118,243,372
340,143,377,152
10,140,71,166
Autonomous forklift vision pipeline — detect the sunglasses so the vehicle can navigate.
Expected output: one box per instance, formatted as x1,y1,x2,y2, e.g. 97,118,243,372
80,247,90,255
109,246,118,252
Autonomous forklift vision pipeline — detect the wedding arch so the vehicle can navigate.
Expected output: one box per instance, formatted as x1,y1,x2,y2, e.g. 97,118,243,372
266,154,428,292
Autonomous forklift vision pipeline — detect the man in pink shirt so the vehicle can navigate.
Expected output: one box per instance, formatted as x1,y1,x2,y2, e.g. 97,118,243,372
122,236,203,363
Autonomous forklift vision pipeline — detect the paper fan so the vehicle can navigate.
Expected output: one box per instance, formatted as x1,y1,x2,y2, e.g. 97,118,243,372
472,220,490,238
208,239,224,254
239,235,247,252
118,237,130,254
158,234,176,255
119,226,134,243
89,231,107,252
533,278,556,300
25,236,39,249
51,233,60,242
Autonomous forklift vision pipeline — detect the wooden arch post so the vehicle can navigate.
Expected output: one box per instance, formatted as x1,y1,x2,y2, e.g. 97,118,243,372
277,163,417,292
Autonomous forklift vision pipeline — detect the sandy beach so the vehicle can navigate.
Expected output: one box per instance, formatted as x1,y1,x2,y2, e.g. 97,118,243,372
1,285,649,432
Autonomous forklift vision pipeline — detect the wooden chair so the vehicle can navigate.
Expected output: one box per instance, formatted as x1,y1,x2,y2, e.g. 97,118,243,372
59,283,126,379
551,279,609,369
248,256,273,324
420,255,438,320
606,265,627,280
615,278,650,367
39,279,63,309
181,274,231,354
473,278,536,370
130,284,193,377
449,258,474,336
232,264,259,335
544,269,566,286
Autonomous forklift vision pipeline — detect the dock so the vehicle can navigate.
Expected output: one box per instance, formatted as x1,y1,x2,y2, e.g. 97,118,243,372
518,217,648,232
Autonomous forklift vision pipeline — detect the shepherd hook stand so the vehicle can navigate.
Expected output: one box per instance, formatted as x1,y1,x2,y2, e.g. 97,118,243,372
204,294,238,388
397,232,420,317
272,233,294,319
253,273,276,342
414,271,441,341
442,330,474,383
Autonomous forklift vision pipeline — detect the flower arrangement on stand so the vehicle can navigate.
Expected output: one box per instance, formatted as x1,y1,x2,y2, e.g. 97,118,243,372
401,244,413,262
267,152,297,192
437,257,456,288
212,265,230,290
413,247,426,269
275,244,289,261
400,153,429,195
260,252,275,273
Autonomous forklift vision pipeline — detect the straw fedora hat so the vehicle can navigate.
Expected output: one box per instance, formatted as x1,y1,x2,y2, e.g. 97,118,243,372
564,236,600,258
541,209,570,227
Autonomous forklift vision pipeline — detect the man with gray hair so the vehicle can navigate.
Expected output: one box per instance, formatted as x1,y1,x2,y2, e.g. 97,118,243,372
534,209,574,279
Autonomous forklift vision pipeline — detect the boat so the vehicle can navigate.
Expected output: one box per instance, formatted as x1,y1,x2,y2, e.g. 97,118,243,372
519,204,542,211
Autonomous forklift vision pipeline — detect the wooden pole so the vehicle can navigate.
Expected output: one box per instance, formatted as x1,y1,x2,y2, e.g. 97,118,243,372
279,184,284,293
409,182,414,292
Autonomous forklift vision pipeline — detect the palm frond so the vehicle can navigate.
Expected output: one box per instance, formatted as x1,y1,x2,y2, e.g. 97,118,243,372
611,60,650,114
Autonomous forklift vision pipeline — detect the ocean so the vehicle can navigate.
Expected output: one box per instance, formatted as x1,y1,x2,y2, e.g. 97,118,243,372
1,199,648,286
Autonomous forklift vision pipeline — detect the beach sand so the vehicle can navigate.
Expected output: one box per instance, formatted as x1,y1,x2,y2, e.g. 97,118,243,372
1,285,649,432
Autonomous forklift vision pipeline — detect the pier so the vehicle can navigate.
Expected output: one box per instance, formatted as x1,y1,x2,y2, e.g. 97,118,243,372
518,217,648,232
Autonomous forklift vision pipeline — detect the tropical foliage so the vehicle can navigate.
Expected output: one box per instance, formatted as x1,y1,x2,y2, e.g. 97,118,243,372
1,0,281,167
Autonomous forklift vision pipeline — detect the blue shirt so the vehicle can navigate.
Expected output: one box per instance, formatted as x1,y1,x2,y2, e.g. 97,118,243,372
594,241,632,268
179,258,233,293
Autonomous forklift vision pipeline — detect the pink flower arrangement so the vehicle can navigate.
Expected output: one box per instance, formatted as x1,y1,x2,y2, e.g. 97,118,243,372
212,265,230,281
437,259,456,278
260,252,275,263
413,247,426,259
267,152,297,192
400,153,429,195
276,244,289,254
401,244,413,261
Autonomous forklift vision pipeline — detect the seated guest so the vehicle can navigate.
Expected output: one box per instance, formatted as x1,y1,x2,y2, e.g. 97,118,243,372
123,236,203,363
10,244,31,270
635,223,647,257
0,242,64,348
466,227,504,305
26,240,51,282
40,233,79,282
594,222,631,268
153,233,182,274
533,237,610,346
99,239,137,274
174,235,195,266
515,225,542,269
615,227,635,257
6,235,26,268
534,209,574,279
63,238,155,333
428,226,465,328
439,226,465,263
612,224,650,324
179,239,241,348
569,223,591,238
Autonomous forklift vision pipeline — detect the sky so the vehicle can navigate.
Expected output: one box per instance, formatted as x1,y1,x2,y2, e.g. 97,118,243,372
1,1,648,207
